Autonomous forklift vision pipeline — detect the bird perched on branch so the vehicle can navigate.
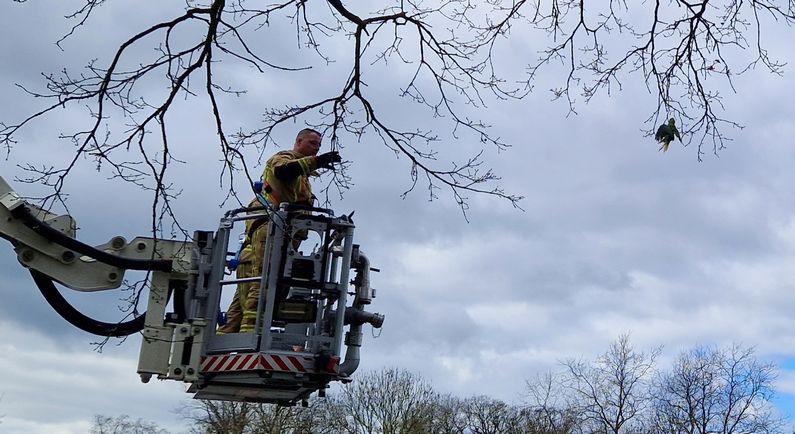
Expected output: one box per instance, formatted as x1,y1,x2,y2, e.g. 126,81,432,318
655,118,681,152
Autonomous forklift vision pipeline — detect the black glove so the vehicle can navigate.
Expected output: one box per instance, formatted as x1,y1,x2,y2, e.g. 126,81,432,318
316,151,342,169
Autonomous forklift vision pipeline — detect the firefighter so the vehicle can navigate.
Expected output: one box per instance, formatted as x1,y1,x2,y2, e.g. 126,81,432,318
218,128,341,334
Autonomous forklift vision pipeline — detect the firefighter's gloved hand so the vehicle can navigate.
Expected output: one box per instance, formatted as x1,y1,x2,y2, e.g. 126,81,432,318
316,151,342,169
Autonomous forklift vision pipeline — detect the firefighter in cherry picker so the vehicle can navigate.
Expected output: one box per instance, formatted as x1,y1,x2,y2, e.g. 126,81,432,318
218,128,342,334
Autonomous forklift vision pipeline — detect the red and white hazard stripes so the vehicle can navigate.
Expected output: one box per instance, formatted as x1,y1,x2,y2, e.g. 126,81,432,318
201,353,261,373
201,353,314,374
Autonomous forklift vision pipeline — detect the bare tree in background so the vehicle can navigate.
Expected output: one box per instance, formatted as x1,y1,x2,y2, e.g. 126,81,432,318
460,395,532,434
650,344,784,434
425,394,470,434
2,0,795,227
184,398,336,434
90,414,170,434
562,334,659,434
185,400,253,434
524,372,581,434
324,367,437,434
248,402,334,434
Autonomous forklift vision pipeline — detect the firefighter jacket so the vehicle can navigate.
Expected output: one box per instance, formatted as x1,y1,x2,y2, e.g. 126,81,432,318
261,150,318,206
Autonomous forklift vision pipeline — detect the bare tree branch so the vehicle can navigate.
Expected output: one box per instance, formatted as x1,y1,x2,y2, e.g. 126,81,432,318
4,0,795,224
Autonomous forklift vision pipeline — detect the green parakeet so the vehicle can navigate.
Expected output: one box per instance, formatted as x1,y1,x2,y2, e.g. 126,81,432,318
655,118,681,152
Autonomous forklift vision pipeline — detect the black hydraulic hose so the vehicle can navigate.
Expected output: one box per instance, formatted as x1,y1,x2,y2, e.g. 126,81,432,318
30,269,145,337
171,280,187,323
224,204,266,218
281,202,334,216
10,205,173,272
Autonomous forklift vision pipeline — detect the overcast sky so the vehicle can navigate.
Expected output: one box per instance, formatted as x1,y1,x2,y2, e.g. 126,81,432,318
2,1,795,433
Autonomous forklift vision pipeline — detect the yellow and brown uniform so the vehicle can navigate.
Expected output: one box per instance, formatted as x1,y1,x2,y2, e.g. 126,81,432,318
261,150,317,206
218,150,318,334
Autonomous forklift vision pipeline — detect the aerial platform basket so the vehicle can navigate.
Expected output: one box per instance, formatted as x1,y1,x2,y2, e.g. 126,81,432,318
137,203,384,405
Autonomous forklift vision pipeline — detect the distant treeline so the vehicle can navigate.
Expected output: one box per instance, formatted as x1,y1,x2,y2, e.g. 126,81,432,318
91,336,786,434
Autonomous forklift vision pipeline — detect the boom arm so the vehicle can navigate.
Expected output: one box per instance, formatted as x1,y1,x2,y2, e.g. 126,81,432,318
0,176,190,292
0,176,191,338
